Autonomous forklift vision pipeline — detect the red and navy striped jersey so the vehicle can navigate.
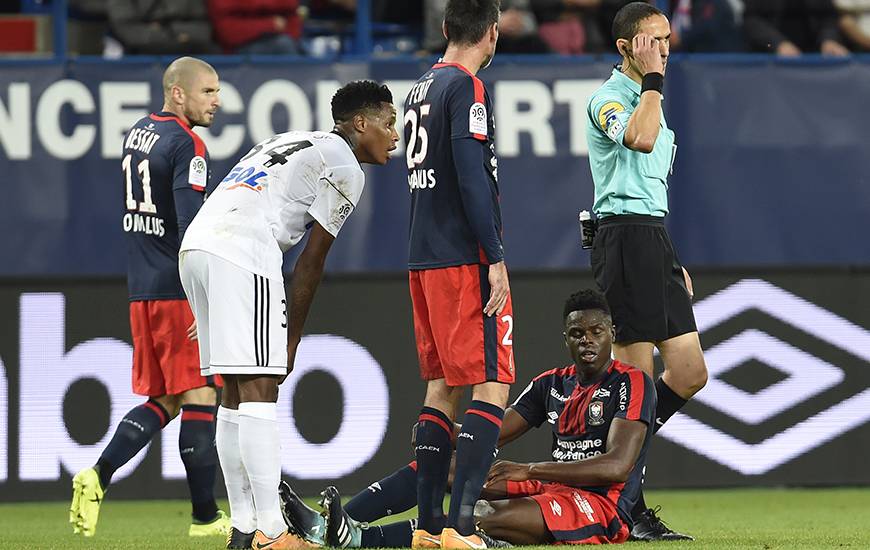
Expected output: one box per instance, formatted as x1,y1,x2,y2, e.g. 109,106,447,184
405,62,504,270
510,360,655,524
122,112,210,301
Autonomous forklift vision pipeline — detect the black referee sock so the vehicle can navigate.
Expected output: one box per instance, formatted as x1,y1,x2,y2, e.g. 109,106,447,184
654,378,688,433
415,407,454,534
97,400,170,489
630,379,689,522
346,462,418,522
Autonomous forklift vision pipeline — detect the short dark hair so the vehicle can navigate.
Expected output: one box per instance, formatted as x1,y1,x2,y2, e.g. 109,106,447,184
444,0,501,46
563,289,611,322
612,1,663,42
331,80,393,123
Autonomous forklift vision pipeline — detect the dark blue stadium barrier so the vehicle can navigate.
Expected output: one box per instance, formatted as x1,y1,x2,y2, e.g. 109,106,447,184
1,269,868,500
1,55,869,276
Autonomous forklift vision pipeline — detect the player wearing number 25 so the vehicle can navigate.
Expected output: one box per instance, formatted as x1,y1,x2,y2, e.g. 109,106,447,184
179,80,398,549
404,1,516,547
70,57,229,539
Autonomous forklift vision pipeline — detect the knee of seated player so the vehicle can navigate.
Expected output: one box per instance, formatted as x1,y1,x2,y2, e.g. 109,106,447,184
477,498,550,545
479,480,508,500
475,500,502,533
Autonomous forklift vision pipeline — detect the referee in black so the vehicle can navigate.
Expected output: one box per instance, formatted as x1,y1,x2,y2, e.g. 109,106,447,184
584,2,708,542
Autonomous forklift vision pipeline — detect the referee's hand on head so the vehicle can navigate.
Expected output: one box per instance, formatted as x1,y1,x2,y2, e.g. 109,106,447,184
632,33,665,75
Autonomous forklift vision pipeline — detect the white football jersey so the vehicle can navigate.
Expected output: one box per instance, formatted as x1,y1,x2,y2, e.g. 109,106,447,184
181,131,365,280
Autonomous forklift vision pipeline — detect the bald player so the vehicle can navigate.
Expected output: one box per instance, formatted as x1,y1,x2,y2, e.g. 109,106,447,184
69,57,229,539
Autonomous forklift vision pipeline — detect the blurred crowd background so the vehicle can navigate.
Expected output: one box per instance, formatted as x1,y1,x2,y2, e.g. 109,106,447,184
1,0,869,59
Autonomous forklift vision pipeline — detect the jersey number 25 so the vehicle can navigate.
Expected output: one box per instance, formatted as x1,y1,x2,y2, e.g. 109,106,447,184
405,104,431,170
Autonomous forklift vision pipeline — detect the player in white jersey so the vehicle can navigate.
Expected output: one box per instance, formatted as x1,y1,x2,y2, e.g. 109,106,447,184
179,80,398,550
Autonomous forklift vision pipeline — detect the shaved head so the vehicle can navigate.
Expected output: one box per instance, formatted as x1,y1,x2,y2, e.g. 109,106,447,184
162,56,217,101
161,56,221,128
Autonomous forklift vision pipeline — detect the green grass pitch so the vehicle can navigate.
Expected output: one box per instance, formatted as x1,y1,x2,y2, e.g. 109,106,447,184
1,488,868,549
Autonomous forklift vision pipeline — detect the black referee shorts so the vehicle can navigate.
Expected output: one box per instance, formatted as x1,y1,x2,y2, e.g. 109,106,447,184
591,215,697,344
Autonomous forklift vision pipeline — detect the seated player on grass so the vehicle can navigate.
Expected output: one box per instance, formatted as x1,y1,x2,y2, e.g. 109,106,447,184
282,288,656,547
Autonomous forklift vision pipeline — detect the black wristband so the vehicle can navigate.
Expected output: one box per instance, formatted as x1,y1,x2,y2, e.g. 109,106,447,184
641,72,664,94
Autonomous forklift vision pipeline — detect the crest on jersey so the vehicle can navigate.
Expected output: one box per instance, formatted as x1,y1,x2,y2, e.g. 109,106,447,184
469,102,488,137
188,156,207,187
588,400,605,426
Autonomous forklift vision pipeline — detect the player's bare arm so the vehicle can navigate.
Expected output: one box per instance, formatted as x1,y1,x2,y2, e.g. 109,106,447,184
486,416,648,486
619,16,670,153
622,33,666,152
496,407,532,446
285,221,335,378
450,134,508,316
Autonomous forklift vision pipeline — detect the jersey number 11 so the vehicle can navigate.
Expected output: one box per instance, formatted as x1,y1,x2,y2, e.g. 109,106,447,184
122,154,157,214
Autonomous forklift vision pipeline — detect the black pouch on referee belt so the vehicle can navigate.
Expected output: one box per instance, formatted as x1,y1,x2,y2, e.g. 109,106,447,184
578,210,598,249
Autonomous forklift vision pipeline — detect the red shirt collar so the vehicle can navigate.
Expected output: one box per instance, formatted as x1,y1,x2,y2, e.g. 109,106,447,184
432,61,475,77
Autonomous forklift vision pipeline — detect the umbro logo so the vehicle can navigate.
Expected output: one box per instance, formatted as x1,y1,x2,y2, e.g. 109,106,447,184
657,279,870,475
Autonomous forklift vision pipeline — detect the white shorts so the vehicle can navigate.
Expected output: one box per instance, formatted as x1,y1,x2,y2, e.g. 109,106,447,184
180,249,288,376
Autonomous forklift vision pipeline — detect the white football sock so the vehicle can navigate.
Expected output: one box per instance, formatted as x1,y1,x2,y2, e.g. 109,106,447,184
238,401,285,538
216,406,256,533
